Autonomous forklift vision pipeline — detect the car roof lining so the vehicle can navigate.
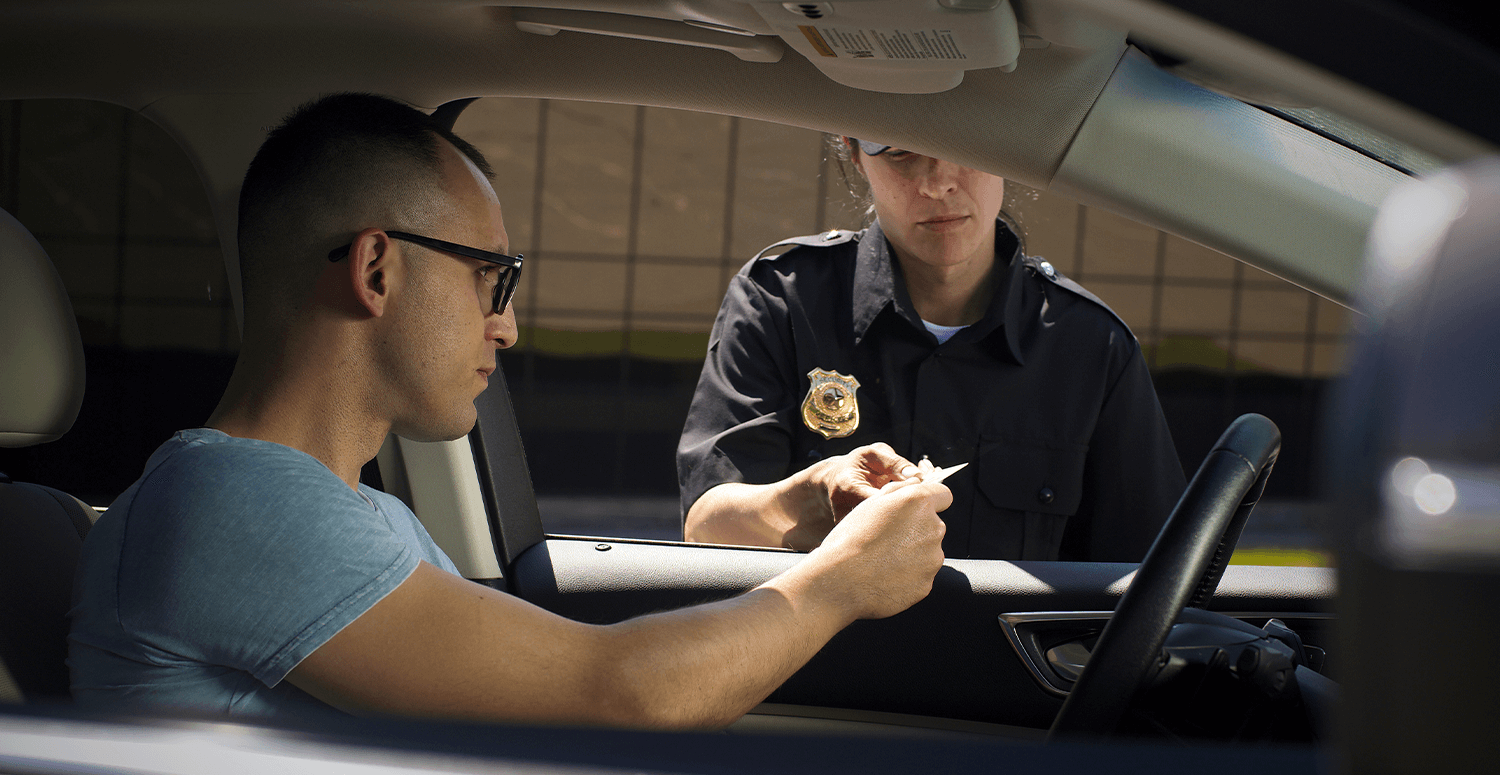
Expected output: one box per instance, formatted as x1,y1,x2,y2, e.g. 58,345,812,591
0,3,1124,189
3,1,1454,306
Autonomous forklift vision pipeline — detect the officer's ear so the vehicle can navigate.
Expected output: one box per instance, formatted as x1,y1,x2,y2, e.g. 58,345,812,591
845,137,868,179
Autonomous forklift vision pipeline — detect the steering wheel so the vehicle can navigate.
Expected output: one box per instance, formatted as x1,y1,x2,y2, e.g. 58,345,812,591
1049,413,1281,738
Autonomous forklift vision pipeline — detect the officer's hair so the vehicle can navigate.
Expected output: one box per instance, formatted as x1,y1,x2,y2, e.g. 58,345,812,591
823,134,1027,250
237,93,494,324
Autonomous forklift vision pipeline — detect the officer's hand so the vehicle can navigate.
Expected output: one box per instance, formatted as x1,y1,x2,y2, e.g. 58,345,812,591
822,443,922,521
812,478,951,620
780,443,920,551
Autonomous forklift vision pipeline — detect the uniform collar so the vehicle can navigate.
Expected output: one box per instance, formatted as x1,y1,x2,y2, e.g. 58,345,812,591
852,219,1027,365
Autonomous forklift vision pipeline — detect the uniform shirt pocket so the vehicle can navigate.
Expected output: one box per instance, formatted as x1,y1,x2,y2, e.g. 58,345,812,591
967,440,1088,560
975,440,1089,516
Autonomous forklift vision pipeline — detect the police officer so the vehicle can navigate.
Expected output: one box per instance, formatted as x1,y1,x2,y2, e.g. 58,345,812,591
676,138,1185,560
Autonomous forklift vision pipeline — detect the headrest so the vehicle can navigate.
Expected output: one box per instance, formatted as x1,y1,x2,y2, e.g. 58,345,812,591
1327,158,1500,562
0,207,85,449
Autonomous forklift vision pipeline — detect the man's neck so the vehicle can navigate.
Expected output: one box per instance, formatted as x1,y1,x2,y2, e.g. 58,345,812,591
206,333,387,491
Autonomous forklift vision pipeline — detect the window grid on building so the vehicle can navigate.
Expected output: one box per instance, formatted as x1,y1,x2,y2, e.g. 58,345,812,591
0,95,1356,504
454,97,1351,381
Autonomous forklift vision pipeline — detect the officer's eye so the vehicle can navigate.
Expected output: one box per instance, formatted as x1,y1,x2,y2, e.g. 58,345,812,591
884,149,912,160
478,265,499,286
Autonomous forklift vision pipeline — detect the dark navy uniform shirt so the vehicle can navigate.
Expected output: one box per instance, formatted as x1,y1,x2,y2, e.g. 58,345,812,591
676,220,1185,561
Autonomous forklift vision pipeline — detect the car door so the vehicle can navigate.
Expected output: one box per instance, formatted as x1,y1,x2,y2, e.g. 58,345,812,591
468,354,1336,735
411,52,1368,737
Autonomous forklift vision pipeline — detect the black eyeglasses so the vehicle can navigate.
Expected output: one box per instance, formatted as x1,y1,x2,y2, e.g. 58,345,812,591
328,230,523,315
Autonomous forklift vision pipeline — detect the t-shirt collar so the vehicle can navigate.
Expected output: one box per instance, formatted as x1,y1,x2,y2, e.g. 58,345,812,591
851,219,1027,365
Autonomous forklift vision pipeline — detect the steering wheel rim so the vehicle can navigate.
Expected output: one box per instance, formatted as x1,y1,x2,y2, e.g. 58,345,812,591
1049,413,1281,738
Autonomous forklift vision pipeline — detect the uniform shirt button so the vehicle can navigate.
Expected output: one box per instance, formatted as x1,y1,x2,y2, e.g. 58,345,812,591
1037,487,1056,505
1039,261,1056,279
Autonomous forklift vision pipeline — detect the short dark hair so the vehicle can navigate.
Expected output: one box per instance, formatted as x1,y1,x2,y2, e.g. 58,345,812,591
236,93,494,318
240,93,492,229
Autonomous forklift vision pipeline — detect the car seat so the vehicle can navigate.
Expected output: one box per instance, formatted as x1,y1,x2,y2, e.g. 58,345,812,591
0,205,93,703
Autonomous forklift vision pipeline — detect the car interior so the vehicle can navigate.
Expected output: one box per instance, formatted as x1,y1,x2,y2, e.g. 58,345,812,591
1,1,1497,772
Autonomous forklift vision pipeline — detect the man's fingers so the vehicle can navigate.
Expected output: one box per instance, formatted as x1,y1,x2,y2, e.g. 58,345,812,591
877,476,924,496
869,478,953,515
877,476,952,513
925,479,955,512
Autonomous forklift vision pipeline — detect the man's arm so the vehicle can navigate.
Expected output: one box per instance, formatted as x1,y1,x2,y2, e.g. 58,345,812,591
684,443,919,551
288,478,949,729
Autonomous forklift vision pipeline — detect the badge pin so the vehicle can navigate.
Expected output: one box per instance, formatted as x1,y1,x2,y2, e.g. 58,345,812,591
802,368,861,439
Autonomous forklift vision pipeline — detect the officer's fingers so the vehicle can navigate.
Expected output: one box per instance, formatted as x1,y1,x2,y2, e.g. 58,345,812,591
829,477,885,521
855,442,918,481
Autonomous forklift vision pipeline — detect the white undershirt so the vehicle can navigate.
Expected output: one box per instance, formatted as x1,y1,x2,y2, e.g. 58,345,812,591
922,319,968,345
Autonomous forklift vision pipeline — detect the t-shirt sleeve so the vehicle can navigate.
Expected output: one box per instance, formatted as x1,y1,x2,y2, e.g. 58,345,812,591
676,270,801,518
116,443,421,687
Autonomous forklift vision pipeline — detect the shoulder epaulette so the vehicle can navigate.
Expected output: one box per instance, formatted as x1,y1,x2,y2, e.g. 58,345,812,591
1022,254,1137,341
753,229,861,261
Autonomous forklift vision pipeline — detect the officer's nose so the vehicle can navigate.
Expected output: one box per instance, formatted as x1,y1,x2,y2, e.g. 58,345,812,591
917,158,961,199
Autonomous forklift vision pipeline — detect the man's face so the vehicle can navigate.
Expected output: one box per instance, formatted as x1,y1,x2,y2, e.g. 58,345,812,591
382,141,517,443
855,147,1006,272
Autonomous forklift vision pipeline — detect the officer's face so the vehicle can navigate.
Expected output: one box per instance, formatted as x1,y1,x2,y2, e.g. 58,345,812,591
856,148,1006,272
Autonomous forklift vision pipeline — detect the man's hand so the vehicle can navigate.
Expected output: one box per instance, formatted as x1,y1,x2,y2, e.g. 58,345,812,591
804,477,951,619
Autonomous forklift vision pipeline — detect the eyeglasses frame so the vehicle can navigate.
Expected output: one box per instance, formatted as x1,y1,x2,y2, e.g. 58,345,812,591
327,230,523,315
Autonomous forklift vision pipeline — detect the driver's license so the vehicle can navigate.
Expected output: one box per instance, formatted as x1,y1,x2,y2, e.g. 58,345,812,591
923,462,968,484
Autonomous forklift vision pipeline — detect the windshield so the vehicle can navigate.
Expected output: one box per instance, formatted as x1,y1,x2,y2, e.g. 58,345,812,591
452,96,1346,567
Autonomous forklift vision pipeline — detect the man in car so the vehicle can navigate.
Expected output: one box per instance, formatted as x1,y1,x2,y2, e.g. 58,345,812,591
68,93,951,727
678,137,1184,560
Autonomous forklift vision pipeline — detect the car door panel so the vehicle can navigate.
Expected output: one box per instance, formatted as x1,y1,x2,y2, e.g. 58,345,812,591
511,538,1335,729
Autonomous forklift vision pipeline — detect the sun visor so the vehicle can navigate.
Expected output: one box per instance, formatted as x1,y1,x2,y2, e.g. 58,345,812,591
752,0,1022,93
512,2,1027,95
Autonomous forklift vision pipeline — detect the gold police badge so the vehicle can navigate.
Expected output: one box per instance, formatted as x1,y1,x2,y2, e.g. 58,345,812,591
802,368,861,439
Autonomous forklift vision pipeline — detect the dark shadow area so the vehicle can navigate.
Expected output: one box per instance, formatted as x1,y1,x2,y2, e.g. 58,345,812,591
506,352,698,496
1155,369,1327,501
1,350,1330,517
0,346,235,505
509,354,1332,504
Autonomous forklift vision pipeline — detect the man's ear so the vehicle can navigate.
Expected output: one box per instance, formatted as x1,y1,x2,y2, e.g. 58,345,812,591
347,228,396,317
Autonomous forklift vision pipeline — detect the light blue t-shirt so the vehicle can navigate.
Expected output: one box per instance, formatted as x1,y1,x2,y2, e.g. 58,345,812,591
68,428,459,720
